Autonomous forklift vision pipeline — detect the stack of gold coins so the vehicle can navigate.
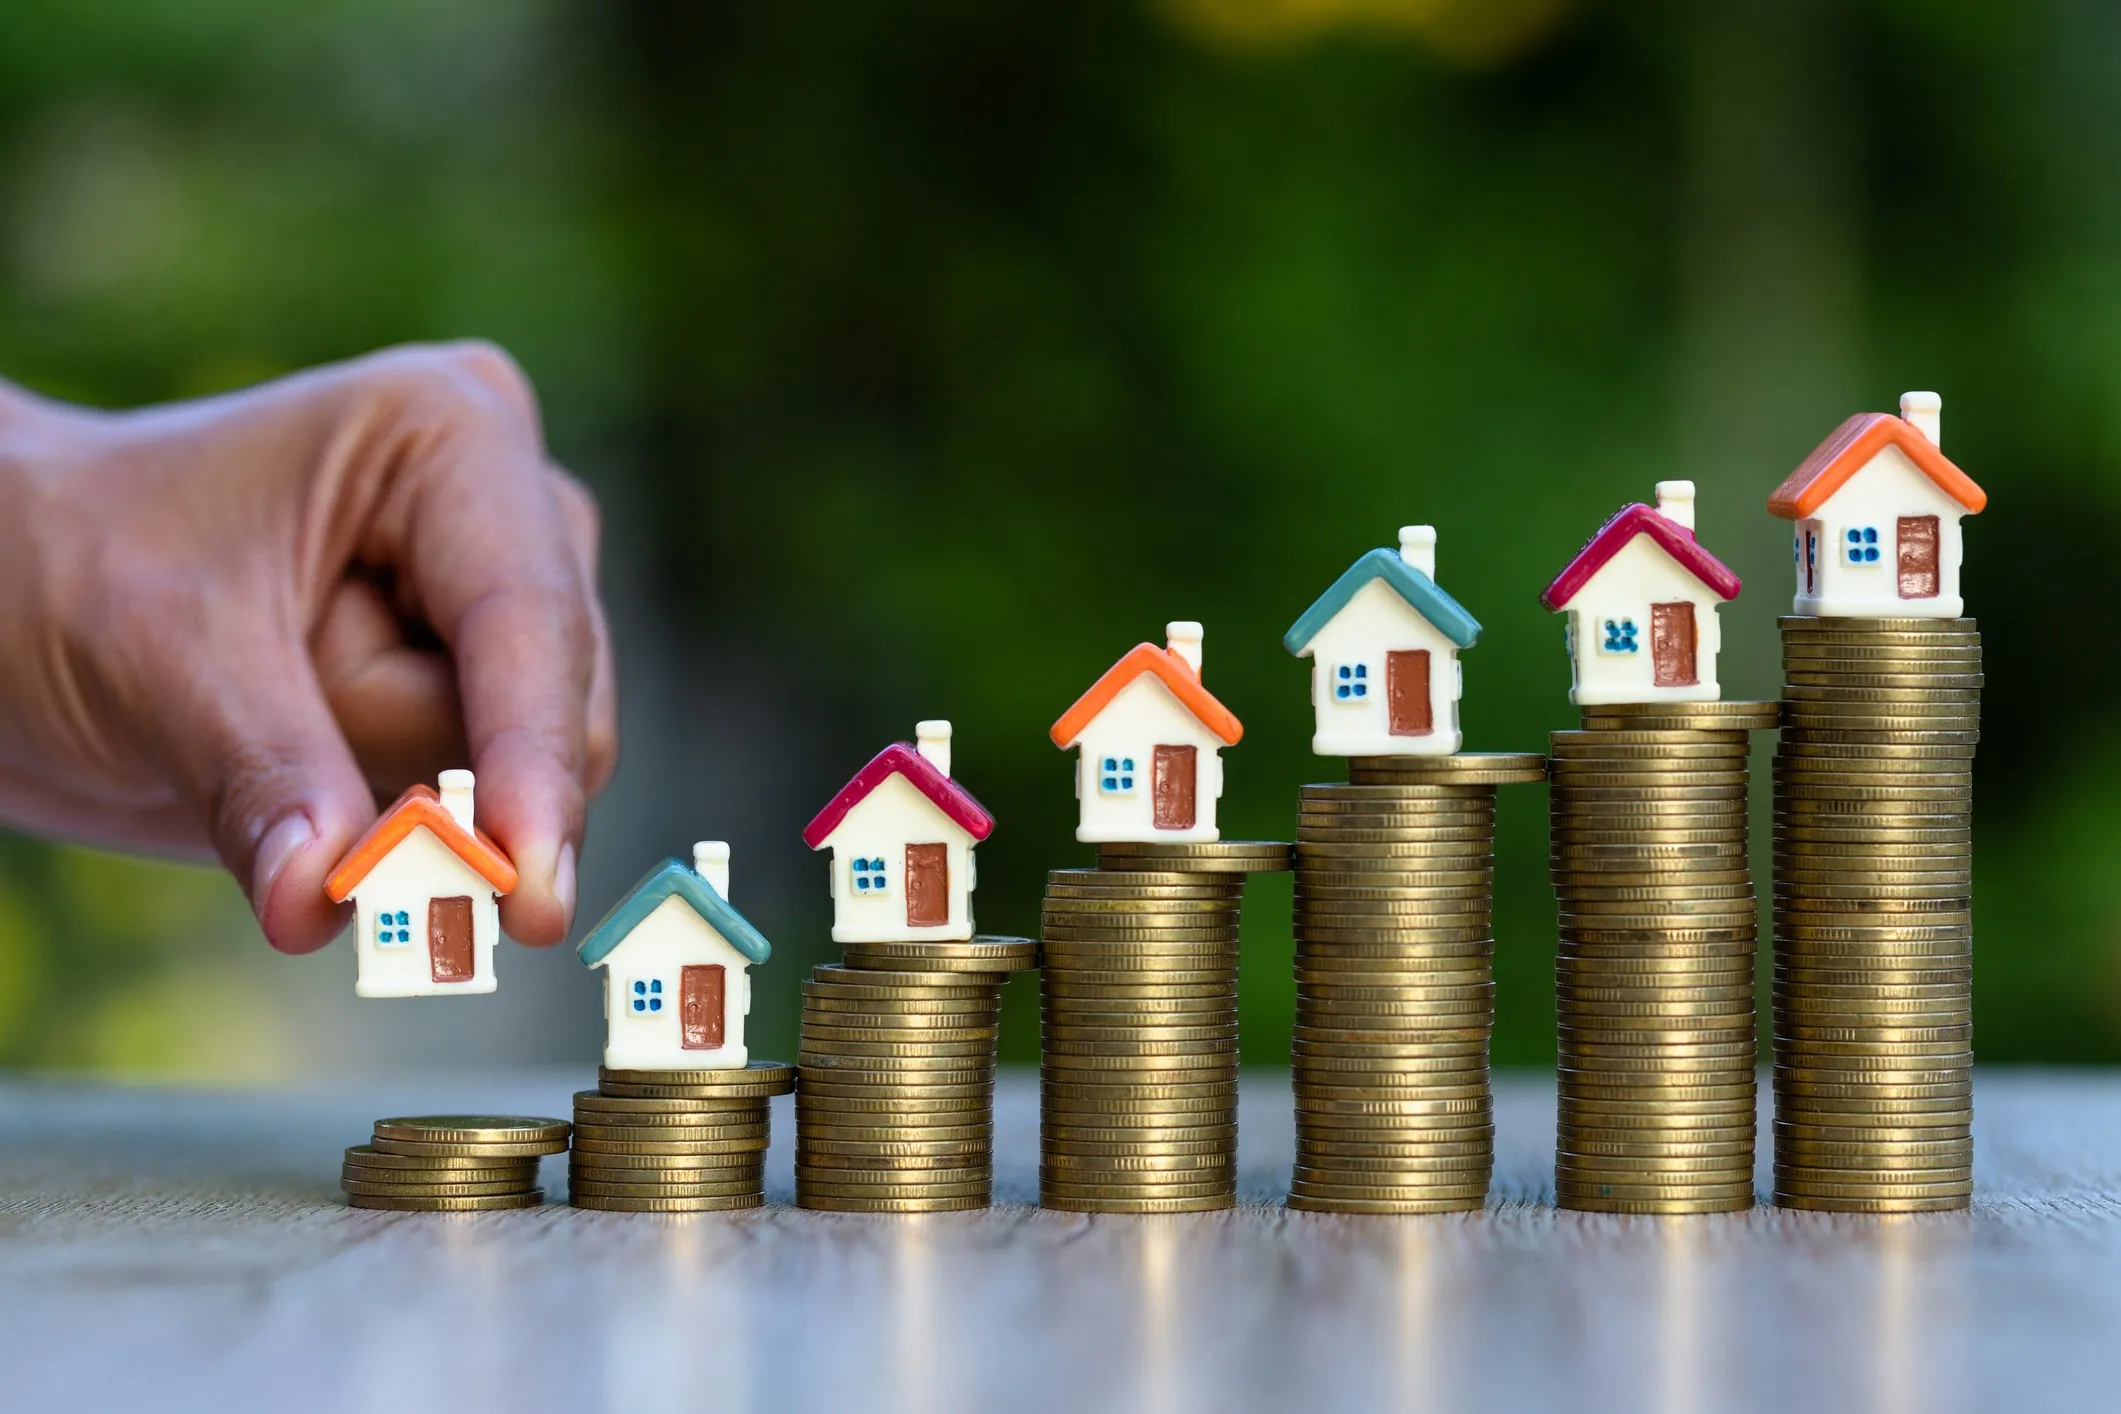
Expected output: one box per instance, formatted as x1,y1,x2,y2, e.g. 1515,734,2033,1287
1039,842,1293,1214
1289,753,1545,1213
1773,616,1978,1212
1549,700,1779,1214
796,938,1036,1213
343,1115,567,1210
569,1062,794,1212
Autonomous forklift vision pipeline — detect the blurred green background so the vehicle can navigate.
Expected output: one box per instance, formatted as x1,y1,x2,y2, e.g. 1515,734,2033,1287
0,0,2107,1077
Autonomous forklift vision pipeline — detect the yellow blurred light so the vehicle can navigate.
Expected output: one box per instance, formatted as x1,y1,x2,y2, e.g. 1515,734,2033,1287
1157,0,1575,65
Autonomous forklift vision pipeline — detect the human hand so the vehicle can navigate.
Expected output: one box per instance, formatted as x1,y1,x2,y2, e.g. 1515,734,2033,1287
0,341,618,952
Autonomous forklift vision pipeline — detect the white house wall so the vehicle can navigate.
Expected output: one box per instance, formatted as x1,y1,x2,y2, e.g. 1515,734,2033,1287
1789,446,1969,618
1558,535,1725,705
1300,579,1464,757
595,895,753,1070
817,772,978,943
349,826,501,997
1068,675,1227,843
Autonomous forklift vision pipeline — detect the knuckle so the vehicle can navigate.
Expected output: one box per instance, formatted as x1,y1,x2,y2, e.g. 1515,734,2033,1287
361,340,540,445
204,740,305,851
549,469,602,542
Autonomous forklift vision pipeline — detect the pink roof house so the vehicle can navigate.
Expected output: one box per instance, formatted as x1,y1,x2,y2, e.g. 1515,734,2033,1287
1540,481,1742,705
802,721,995,943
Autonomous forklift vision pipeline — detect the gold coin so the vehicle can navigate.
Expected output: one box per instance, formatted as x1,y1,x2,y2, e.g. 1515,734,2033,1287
796,1193,991,1213
347,1190,545,1211
573,1091,780,1117
1051,868,1244,887
570,1192,763,1212
341,1176,537,1197
570,1177,764,1198
342,1144,539,1173
1093,841,1294,871
809,964,999,991
372,1116,569,1146
800,992,1001,1014
598,1061,797,1092
369,1136,569,1159
569,1131,770,1153
569,1152,763,1173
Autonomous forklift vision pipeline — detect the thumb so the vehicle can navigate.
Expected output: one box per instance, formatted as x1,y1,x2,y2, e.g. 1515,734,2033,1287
155,634,375,954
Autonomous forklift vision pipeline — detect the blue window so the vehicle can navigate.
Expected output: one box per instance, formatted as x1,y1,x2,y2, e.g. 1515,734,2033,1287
852,856,891,893
630,978,663,1014
1333,663,1370,701
375,909,411,946
1601,618,1640,654
1099,756,1136,794
1845,526,1881,564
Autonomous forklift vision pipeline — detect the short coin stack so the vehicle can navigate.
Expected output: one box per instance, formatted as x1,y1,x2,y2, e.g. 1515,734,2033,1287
1040,842,1294,1213
1773,616,1978,1212
569,1062,794,1212
796,937,1037,1213
343,1115,568,1210
1290,753,1546,1214
1549,700,1779,1214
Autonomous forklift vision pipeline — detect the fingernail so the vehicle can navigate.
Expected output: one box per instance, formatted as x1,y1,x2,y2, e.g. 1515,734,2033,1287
554,841,578,933
253,811,317,917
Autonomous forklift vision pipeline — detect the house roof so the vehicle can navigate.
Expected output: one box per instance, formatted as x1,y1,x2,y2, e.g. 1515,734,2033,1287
1539,504,1743,612
1049,643,1244,749
1768,412,1988,520
801,742,996,850
324,784,518,902
576,859,771,968
1283,548,1483,656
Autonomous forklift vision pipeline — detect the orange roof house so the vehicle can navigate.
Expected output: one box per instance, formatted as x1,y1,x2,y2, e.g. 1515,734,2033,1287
326,770,516,998
1050,622,1241,845
1769,391,1986,619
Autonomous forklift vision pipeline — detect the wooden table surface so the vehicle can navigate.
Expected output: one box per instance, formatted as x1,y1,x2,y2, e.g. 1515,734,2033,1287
2,1067,2114,1413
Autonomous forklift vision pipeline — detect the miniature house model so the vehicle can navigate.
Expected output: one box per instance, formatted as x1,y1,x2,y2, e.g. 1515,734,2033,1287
1050,622,1244,843
1283,526,1482,757
1769,391,1987,618
1539,482,1742,706
802,721,995,944
325,770,517,998
576,842,769,1071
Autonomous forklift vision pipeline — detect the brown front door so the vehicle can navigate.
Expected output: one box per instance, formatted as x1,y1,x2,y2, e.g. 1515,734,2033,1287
1152,746,1197,830
1898,515,1940,598
905,843,949,927
429,896,474,983
1386,650,1433,736
681,964,725,1049
1650,603,1698,687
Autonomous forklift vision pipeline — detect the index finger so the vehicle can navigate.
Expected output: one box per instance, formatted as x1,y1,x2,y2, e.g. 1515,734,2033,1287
376,348,596,945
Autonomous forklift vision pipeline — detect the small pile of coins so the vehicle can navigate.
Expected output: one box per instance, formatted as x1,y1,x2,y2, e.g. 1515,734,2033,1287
343,1115,568,1210
1773,615,1978,1212
1550,699,1779,1214
1290,753,1546,1214
796,938,1037,1213
1039,841,1294,1214
569,1062,794,1212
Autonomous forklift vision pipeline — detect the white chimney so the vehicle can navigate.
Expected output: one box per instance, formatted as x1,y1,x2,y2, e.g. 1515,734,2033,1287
1166,621,1204,675
437,769,476,832
1900,390,1941,447
692,840,731,898
1654,480,1697,531
915,719,953,778
1397,525,1437,578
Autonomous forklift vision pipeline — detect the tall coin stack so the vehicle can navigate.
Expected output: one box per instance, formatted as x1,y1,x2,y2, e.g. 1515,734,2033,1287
1549,699,1780,1214
569,1062,794,1212
1772,616,1978,1212
1039,842,1294,1213
343,1115,568,1211
1289,753,1546,1214
796,937,1037,1213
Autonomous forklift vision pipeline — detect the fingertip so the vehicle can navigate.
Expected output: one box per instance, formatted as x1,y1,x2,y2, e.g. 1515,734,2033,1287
253,812,352,954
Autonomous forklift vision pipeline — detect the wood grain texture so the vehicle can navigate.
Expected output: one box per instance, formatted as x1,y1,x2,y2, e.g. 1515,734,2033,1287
0,1068,2112,1414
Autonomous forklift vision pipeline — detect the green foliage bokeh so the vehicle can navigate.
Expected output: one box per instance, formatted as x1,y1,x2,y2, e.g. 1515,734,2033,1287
0,0,2114,1070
